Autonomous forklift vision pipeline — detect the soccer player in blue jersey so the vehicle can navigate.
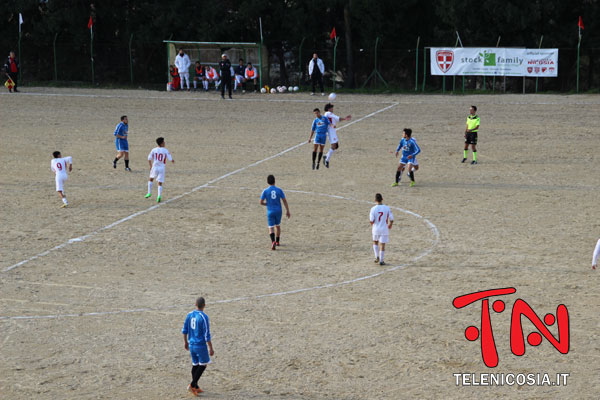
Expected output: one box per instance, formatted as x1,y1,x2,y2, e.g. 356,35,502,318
112,115,131,171
260,175,291,250
392,128,421,187
182,297,214,396
308,108,330,170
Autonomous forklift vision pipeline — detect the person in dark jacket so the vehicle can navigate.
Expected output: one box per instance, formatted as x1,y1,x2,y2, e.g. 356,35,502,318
4,51,19,93
218,54,232,99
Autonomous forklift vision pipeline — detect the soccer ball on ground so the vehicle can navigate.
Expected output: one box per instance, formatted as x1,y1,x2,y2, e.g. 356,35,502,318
293,86,299,92
288,86,293,92
280,86,287,93
260,87,267,93
328,93,336,101
270,88,277,94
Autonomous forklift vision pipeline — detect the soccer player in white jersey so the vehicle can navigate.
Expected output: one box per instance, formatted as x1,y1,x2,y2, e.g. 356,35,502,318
323,103,351,168
592,239,600,270
50,151,72,207
145,137,174,203
369,193,394,265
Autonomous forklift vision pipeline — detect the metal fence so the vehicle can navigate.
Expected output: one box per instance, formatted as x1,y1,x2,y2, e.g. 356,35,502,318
13,33,600,93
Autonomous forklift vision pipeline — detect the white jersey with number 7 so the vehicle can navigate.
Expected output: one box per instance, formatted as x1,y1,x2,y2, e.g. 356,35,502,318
370,204,394,235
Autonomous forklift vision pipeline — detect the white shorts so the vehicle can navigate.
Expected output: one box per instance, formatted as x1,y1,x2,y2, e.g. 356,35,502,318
328,131,339,144
150,166,165,183
372,234,389,243
55,174,67,192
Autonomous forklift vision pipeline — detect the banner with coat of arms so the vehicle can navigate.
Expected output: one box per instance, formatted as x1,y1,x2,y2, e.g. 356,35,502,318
430,48,558,77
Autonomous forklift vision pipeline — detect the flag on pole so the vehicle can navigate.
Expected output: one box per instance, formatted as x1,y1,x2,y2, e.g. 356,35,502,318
578,16,584,38
5,77,15,90
87,16,93,29
330,27,336,40
19,13,23,32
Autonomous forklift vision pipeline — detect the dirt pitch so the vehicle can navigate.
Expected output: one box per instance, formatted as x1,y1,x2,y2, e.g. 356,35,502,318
0,88,599,399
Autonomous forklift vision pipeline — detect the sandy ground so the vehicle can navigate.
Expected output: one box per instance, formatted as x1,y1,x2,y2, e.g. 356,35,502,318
0,88,599,399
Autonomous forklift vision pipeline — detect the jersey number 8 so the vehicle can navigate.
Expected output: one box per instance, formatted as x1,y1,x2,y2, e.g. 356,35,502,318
271,190,277,199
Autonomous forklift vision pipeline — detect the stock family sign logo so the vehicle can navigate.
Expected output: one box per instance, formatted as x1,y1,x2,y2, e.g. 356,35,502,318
453,288,569,368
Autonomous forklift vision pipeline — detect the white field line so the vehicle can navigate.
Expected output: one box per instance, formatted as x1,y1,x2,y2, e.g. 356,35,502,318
0,189,439,321
2,102,398,273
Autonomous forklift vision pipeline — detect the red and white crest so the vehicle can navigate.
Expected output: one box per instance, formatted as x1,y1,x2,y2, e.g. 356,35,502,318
542,67,547,73
436,50,454,73
527,67,533,73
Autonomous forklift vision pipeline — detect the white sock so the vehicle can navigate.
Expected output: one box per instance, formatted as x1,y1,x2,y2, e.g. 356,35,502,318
379,250,385,262
62,197,68,205
203,81,208,90
193,80,197,89
147,181,153,194
326,148,334,161
158,185,163,197
373,244,379,258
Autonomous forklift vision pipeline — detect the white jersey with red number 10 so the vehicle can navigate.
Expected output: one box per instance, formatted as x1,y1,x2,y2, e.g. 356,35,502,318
324,111,340,135
370,204,394,235
148,147,172,168
51,157,72,176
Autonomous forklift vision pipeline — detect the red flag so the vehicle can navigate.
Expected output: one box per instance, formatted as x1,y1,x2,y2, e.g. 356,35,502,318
578,16,584,30
87,16,93,29
330,27,336,40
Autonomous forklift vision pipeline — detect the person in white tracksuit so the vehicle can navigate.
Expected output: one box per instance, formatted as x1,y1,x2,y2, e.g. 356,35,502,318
175,48,192,91
592,239,600,270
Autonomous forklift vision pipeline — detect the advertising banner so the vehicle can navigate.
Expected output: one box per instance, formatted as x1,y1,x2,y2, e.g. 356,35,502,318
430,48,558,77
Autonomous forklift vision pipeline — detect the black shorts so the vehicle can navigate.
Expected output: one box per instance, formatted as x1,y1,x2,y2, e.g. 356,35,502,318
465,132,478,145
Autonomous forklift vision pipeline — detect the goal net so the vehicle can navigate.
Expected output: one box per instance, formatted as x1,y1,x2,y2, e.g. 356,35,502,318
164,41,266,88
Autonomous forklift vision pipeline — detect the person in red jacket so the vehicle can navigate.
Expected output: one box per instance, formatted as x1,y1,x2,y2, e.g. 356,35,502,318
4,51,19,93
169,65,180,91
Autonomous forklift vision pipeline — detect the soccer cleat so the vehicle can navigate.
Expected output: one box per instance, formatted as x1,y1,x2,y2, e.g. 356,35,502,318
61,203,68,208
471,160,477,165
125,167,131,171
380,261,386,266
312,163,315,170
324,159,329,168
461,158,467,163
271,241,277,250
145,193,151,198
113,161,117,169
374,257,379,263
229,95,232,99
195,387,203,393
275,242,280,246
391,182,399,187
187,384,198,396
157,196,162,203
410,181,415,187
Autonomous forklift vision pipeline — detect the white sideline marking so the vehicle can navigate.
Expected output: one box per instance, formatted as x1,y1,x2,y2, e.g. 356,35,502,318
3,102,398,273
0,189,439,321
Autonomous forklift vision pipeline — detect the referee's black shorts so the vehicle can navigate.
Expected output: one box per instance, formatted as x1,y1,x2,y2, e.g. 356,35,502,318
465,132,478,145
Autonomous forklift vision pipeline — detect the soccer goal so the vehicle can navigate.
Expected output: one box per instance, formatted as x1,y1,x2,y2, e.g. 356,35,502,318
164,40,266,88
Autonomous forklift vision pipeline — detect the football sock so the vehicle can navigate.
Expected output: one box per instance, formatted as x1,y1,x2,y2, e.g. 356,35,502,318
158,186,163,197
463,150,468,158
379,250,385,262
395,170,402,183
124,159,129,168
409,171,415,181
193,81,197,89
62,197,68,205
312,151,317,163
317,152,323,164
473,152,477,161
270,232,275,242
147,181,153,194
276,236,280,243
326,148,334,161
191,365,206,388
373,244,379,258
191,365,199,386
113,157,119,164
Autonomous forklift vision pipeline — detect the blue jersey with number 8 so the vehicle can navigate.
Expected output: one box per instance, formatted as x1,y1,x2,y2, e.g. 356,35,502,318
261,185,286,213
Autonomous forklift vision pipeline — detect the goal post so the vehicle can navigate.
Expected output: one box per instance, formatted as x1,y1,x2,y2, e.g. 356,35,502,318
164,40,267,89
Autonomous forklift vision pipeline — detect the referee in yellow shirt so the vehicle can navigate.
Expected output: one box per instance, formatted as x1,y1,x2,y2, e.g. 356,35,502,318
462,105,480,165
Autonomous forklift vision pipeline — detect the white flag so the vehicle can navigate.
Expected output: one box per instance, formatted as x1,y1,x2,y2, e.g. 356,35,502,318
19,13,23,32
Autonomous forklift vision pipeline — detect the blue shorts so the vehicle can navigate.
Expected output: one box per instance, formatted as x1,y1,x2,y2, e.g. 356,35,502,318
189,344,210,365
267,210,282,227
116,138,129,152
400,155,417,165
314,133,327,145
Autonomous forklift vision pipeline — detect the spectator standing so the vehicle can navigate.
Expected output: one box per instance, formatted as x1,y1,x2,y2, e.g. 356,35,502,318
175,48,191,91
308,53,325,96
218,54,232,99
4,51,19,93
244,62,259,92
